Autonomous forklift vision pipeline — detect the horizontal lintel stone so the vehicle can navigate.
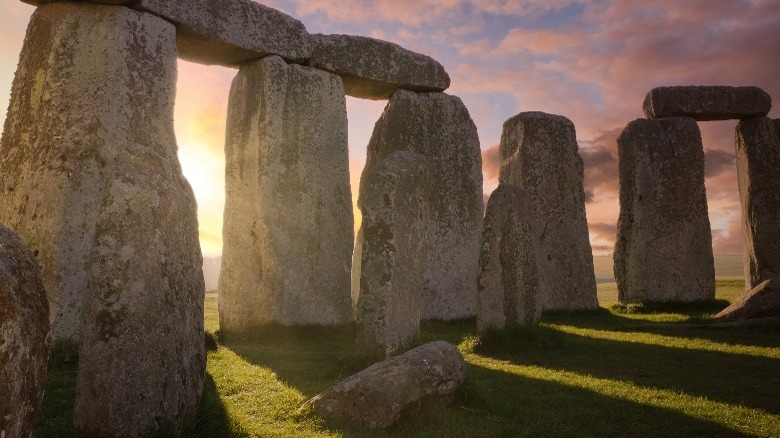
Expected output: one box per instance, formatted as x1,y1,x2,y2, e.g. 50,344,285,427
643,85,771,121
20,0,312,66
309,34,450,100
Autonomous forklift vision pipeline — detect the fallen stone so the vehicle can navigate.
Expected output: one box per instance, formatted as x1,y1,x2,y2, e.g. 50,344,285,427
643,86,771,121
304,341,466,428
6,6,211,436
309,34,450,100
363,89,483,320
219,55,353,331
714,278,780,322
353,151,431,357
20,0,312,66
735,116,780,289
499,112,598,311
0,225,50,438
477,184,541,332
614,117,715,303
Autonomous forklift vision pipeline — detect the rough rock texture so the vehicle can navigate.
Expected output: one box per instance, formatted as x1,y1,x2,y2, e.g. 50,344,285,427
0,6,210,436
21,0,312,66
0,225,50,438
309,34,450,100
735,117,780,289
304,341,466,428
714,278,780,322
477,184,541,332
643,86,771,121
219,56,353,331
499,112,597,310
364,89,483,320
614,117,715,303
353,151,431,357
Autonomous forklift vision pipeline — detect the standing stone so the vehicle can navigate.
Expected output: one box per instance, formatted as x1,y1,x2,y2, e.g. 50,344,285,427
353,151,431,357
614,117,715,303
499,112,597,310
477,184,541,332
20,0,312,67
364,89,483,320
643,86,771,121
219,55,353,331
309,34,450,100
735,117,780,289
1,5,211,436
0,225,50,438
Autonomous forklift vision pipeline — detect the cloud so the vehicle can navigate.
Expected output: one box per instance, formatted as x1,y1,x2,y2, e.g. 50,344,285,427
481,143,500,183
712,214,743,254
589,222,617,241
704,148,736,179
579,128,621,203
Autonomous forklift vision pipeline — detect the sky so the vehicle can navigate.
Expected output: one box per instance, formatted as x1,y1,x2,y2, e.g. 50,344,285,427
1,0,779,258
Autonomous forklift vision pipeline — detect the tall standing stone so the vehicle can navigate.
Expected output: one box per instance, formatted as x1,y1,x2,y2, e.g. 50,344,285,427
735,117,780,289
353,151,431,357
0,225,50,438
0,5,208,436
364,89,483,320
219,55,353,331
477,184,541,332
614,117,715,303
499,112,597,310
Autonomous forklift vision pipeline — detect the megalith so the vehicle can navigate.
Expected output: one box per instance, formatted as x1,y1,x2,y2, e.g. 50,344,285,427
353,151,431,357
735,117,780,289
499,112,597,310
715,278,780,323
8,6,213,436
0,225,50,438
309,34,450,100
304,341,466,429
219,55,353,331
614,117,715,303
477,184,542,332
643,86,771,121
364,89,483,320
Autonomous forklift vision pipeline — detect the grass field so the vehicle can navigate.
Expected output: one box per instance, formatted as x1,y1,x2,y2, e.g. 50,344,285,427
36,279,780,437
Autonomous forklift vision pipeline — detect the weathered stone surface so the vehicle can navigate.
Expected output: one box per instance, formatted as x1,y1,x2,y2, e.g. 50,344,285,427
499,112,597,310
735,117,780,289
353,151,431,357
309,34,450,100
219,56,353,331
304,341,466,428
21,0,312,66
643,86,771,121
364,89,483,320
614,117,715,303
715,278,780,322
0,225,50,438
477,184,541,332
3,6,212,436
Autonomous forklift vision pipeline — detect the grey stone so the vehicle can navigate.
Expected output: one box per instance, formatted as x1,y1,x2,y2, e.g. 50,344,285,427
714,278,780,322
643,86,771,121
0,225,50,438
614,117,715,303
3,6,211,436
735,116,780,289
353,151,431,357
309,34,450,100
477,184,542,332
21,0,312,66
303,341,466,428
364,89,483,320
219,56,353,331
499,112,598,310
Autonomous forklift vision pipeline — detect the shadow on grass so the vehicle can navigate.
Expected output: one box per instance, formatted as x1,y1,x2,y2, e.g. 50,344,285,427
191,373,248,437
472,324,780,415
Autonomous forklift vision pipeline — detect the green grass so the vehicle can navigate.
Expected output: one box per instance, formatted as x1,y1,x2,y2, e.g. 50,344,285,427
36,279,780,437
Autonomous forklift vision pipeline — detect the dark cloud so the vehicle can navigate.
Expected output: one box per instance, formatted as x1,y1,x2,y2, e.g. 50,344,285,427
589,222,617,241
579,127,622,203
704,148,736,179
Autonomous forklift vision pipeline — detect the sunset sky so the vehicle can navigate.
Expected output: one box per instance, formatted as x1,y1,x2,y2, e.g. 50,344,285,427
1,0,779,257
